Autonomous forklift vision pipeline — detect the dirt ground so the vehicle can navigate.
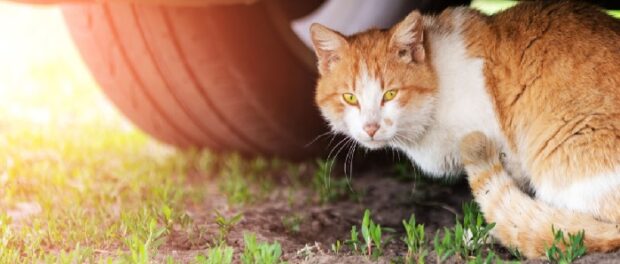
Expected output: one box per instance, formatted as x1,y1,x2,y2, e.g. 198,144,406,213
150,156,620,264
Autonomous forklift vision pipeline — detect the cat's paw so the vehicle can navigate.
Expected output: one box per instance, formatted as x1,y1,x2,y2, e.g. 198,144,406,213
459,131,500,170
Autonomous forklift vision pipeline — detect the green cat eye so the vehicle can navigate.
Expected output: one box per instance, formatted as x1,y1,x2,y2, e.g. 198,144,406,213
342,93,358,105
383,89,398,102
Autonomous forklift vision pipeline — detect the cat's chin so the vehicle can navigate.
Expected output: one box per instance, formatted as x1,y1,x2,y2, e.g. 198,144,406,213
358,140,388,150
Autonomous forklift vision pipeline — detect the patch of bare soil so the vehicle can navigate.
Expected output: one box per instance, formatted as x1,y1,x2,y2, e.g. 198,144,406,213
157,159,619,263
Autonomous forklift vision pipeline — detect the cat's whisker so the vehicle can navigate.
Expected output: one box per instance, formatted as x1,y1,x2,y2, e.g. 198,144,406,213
343,138,355,177
325,133,339,149
390,145,402,163
327,137,353,179
345,142,358,192
326,137,348,162
392,134,406,148
324,137,345,181
386,137,401,161
304,130,335,148
333,139,356,184
351,143,357,176
396,133,416,146
344,140,357,180
343,142,351,179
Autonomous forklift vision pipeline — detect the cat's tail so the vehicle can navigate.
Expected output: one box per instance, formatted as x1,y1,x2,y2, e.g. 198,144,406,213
459,132,620,259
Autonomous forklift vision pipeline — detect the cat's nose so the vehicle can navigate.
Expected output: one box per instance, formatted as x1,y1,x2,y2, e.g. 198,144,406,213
363,123,380,138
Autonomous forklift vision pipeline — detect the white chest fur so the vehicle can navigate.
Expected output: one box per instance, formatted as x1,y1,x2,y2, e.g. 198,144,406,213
392,13,504,177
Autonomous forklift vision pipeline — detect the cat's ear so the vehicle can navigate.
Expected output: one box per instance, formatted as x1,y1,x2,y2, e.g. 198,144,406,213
390,11,425,63
310,23,348,75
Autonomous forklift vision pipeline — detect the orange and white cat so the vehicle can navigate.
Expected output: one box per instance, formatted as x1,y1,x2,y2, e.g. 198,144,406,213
310,1,620,258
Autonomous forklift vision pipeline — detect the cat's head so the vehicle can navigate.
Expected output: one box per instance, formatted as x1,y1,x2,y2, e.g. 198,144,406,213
310,11,438,150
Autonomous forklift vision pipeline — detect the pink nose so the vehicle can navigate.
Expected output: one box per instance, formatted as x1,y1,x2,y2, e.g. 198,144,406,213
363,123,380,137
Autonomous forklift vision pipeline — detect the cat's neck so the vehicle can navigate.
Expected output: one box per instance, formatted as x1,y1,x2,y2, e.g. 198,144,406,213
395,8,504,177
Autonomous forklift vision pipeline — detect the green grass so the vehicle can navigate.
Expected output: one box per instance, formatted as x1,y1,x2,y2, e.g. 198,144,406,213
472,0,620,18
433,203,495,262
0,25,297,258
281,213,303,234
337,206,524,263
402,214,428,264
346,209,395,260
0,5,215,262
122,218,168,264
217,154,300,206
346,225,362,254
360,209,385,258
241,233,284,264
331,240,343,254
471,0,518,14
195,246,234,264
214,211,244,246
0,111,206,262
545,227,586,264
312,159,350,204
219,155,254,205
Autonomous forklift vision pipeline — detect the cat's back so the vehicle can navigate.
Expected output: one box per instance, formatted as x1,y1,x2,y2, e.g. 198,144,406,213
490,1,620,49
461,1,620,172
485,0,620,90
493,0,620,30
463,1,620,88
464,0,620,115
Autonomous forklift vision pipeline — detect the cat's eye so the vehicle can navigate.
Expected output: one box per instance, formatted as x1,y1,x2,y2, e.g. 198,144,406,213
342,93,358,105
383,89,398,102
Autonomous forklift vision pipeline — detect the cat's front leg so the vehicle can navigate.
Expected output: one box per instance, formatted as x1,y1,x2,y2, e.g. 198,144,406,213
458,131,549,257
499,151,533,195
459,132,504,194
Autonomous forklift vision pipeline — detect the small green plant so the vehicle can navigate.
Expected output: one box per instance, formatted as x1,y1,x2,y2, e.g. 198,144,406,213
122,219,167,264
214,210,243,246
344,210,395,259
545,227,586,264
468,251,499,264
507,246,524,261
361,209,378,257
434,228,456,263
282,213,304,233
312,159,349,204
402,214,428,264
249,157,269,175
282,213,303,233
360,209,392,259
346,225,362,254
0,213,13,246
45,243,95,264
433,202,495,262
194,149,216,173
241,232,284,264
331,240,343,254
220,155,252,204
393,161,411,179
160,204,174,228
166,256,177,264
461,202,495,257
195,246,234,264
392,161,422,181
285,162,305,188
